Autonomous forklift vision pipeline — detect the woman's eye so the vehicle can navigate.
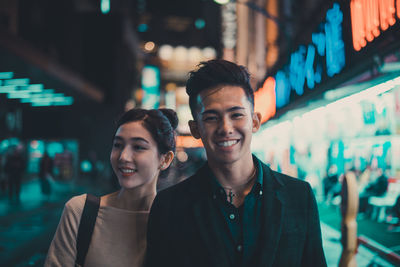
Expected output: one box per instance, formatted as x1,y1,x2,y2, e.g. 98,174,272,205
133,145,146,151
112,142,123,149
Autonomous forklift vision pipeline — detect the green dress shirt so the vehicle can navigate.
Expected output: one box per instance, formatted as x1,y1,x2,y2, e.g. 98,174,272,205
209,156,264,267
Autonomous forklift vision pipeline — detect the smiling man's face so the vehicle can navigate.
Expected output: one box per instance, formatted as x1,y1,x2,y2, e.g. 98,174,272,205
189,85,261,166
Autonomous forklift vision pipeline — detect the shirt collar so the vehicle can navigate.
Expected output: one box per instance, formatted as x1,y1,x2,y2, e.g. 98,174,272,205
209,154,263,196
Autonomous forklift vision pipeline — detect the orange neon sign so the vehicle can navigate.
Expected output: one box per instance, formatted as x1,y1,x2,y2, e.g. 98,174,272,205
176,135,203,148
254,77,276,124
350,0,398,51
398,0,400,19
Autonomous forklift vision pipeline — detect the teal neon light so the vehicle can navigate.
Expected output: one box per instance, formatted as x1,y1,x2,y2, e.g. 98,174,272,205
305,45,316,89
30,97,53,102
0,73,74,106
31,102,53,107
0,85,17,93
101,0,110,14
42,89,54,94
141,65,160,109
325,3,345,77
138,24,148,32
195,19,206,29
20,98,33,103
7,91,31,99
4,78,30,86
0,72,14,79
81,160,93,173
23,84,44,92
275,2,345,109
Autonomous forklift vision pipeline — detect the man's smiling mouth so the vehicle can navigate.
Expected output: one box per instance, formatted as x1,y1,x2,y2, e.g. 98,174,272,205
216,140,239,147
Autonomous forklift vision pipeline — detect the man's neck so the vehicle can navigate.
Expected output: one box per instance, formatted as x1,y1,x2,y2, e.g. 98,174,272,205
208,153,255,189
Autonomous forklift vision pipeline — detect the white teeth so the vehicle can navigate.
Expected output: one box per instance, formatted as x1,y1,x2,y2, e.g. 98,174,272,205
217,140,238,147
120,168,136,173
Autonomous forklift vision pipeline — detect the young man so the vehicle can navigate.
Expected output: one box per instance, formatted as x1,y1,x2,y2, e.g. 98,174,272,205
145,60,327,267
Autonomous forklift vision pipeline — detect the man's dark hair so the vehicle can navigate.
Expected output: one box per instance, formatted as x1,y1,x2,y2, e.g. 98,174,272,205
186,59,254,119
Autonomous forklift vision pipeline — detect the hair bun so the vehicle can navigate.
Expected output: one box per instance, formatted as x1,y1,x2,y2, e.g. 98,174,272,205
159,109,179,130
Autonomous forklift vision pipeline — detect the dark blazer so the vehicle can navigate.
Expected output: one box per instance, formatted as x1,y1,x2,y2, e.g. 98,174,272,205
145,159,327,267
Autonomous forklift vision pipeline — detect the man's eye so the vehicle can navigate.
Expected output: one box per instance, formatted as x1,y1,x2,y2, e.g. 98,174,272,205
204,116,217,122
232,113,244,119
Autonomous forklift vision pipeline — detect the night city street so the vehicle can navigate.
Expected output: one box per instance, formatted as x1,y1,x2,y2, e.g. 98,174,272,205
2,0,400,266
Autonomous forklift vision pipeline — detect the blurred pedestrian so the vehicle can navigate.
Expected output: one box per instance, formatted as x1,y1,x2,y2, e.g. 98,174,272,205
145,60,327,267
323,164,340,204
4,145,25,202
45,108,177,267
39,151,53,197
0,153,6,194
359,167,389,217
388,194,400,232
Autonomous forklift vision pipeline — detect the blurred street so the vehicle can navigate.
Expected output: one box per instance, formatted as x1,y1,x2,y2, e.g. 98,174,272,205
319,203,399,267
0,176,110,267
0,176,398,267
1,0,400,266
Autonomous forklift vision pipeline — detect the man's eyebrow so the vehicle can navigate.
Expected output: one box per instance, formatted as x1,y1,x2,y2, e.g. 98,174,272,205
201,109,219,116
227,106,245,112
201,106,245,116
113,136,149,143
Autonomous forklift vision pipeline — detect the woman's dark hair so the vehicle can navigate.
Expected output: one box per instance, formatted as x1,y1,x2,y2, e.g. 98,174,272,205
186,59,254,119
115,108,178,177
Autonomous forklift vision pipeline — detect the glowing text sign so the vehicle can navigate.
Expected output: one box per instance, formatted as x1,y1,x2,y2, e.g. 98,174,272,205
254,77,276,123
350,0,400,51
141,65,160,109
275,3,345,109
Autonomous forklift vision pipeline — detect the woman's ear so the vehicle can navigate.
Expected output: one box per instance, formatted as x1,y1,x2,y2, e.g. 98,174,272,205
160,151,174,170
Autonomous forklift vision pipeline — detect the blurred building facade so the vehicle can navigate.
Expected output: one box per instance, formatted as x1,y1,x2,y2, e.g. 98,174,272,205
248,0,400,199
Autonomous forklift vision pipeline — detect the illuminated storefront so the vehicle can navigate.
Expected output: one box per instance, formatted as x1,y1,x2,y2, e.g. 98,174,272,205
253,1,400,191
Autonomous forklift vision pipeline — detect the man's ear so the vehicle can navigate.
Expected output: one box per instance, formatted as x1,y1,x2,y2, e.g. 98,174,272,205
188,120,201,139
252,112,262,133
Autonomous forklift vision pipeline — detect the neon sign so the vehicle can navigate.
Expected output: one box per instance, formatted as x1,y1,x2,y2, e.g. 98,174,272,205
350,0,400,51
254,77,276,123
274,2,345,109
141,65,160,109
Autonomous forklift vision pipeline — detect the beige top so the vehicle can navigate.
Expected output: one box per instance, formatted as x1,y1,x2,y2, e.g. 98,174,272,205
44,194,149,267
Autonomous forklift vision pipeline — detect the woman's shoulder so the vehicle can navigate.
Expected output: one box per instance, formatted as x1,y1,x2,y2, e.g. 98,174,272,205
64,193,87,217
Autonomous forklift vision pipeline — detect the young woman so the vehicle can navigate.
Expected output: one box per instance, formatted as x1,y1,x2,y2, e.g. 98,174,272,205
45,108,177,267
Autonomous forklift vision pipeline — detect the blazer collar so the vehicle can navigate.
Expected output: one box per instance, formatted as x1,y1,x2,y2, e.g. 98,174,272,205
190,163,232,267
189,158,286,267
255,162,285,266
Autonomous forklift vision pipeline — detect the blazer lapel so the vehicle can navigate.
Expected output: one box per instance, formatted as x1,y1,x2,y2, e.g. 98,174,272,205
192,200,231,267
256,165,285,266
190,165,231,267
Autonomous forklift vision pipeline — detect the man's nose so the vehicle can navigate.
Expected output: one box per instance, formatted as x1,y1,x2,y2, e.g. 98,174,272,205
218,117,233,135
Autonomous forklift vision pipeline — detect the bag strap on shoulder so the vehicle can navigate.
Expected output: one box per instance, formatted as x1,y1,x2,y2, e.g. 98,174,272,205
75,194,100,267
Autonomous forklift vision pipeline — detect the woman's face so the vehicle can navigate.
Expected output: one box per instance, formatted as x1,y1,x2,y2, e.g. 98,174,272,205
110,121,165,190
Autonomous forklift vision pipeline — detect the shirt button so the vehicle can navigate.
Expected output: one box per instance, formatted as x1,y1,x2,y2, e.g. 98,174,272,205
259,190,263,196
237,245,242,252
229,214,235,220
